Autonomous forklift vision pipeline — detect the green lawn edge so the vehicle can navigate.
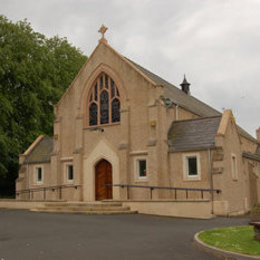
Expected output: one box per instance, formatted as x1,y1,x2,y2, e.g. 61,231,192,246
198,226,260,256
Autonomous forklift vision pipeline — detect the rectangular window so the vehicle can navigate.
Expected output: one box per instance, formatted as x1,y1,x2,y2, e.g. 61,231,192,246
67,165,74,181
188,157,197,176
138,160,147,178
36,167,43,183
183,153,201,180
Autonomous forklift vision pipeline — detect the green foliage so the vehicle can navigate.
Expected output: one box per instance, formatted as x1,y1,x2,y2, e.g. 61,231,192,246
199,226,260,256
0,15,87,196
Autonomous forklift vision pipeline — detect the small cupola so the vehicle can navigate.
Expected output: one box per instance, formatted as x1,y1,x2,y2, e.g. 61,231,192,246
180,75,190,95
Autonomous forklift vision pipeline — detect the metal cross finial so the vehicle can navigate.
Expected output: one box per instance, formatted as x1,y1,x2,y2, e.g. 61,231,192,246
98,24,108,43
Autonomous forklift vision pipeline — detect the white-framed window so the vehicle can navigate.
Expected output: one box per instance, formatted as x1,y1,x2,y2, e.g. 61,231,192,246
183,153,201,180
35,166,43,184
231,153,238,180
134,157,147,181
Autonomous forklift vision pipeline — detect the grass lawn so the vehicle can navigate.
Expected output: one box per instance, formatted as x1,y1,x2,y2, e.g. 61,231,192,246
199,226,260,256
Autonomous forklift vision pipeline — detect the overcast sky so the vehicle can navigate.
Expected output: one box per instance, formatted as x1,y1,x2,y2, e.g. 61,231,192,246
1,0,260,137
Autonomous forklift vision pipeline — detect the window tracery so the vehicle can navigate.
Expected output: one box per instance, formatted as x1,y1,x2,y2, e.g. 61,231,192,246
88,73,120,126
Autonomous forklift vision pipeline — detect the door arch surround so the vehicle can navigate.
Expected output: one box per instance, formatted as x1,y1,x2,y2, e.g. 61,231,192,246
83,139,120,201
95,159,113,200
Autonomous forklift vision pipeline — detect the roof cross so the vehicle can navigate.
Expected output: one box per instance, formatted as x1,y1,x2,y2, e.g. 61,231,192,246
98,24,108,43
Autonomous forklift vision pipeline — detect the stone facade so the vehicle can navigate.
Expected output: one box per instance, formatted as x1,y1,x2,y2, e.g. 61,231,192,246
16,32,260,217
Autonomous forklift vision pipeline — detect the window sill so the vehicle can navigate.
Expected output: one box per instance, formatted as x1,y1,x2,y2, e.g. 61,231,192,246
35,182,43,185
84,122,120,130
183,177,201,182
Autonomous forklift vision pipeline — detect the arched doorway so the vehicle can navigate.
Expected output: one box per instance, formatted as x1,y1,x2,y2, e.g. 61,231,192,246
95,159,113,200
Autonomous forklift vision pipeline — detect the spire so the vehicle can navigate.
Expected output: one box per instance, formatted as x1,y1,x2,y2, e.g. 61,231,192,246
98,24,108,43
180,74,191,95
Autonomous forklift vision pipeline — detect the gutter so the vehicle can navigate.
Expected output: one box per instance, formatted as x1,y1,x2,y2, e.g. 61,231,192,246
26,156,30,199
175,104,179,120
208,148,214,215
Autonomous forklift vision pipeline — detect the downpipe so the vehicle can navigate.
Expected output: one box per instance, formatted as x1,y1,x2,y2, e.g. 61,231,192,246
208,149,214,215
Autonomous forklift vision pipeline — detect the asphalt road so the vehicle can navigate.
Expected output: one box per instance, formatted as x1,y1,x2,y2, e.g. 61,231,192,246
0,209,249,260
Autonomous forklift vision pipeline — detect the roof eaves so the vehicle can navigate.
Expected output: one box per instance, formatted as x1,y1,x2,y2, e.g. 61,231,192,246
171,115,221,124
242,151,260,162
237,126,258,144
27,160,51,165
169,144,215,153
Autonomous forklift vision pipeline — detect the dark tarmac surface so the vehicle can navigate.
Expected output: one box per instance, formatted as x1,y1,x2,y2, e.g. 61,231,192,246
0,209,249,260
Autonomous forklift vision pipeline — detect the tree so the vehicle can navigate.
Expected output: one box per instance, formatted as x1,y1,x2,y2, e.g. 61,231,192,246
0,15,87,196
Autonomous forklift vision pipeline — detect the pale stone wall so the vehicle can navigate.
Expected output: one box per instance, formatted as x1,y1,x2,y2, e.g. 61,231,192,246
121,200,213,219
243,157,260,208
213,115,250,215
177,106,199,121
168,150,213,200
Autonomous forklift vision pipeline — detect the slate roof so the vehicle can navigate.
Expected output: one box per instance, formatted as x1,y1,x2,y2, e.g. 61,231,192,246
127,58,220,117
127,58,258,143
168,116,221,152
26,136,53,164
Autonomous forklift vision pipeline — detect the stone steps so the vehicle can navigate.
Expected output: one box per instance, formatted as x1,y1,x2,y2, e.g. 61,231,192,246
43,202,123,208
31,209,137,214
30,201,138,215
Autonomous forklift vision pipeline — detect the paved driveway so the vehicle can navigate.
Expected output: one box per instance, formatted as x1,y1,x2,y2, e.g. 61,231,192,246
0,209,249,260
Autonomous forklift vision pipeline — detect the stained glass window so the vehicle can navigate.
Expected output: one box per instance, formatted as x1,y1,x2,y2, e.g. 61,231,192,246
111,82,115,98
100,91,109,124
105,74,108,88
89,103,98,126
112,98,120,122
94,83,98,101
100,76,103,89
88,73,120,126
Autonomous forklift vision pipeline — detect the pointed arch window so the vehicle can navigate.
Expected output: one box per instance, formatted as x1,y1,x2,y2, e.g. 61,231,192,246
88,73,120,126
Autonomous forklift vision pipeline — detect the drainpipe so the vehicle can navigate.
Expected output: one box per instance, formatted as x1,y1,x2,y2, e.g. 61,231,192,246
208,148,214,214
175,105,179,120
26,157,30,199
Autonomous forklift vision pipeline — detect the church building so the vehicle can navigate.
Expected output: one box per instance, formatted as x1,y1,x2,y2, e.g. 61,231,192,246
16,26,260,217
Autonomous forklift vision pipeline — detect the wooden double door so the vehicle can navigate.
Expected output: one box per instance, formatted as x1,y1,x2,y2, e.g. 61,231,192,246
95,159,113,201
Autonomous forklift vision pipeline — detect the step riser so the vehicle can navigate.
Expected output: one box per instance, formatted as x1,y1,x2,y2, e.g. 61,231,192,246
44,203,123,208
31,202,137,215
35,207,130,212
31,209,137,215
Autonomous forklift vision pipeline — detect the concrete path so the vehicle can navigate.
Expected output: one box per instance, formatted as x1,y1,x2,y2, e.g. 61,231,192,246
0,209,249,260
